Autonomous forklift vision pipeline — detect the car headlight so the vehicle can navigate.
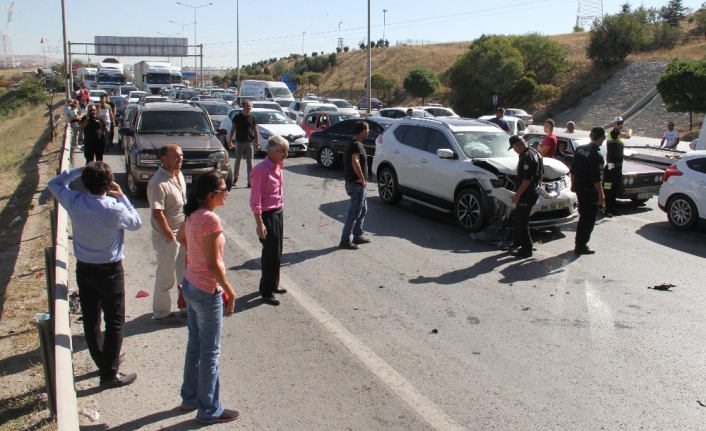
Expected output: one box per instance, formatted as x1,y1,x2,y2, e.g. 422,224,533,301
655,175,663,183
259,128,272,140
137,152,159,166
623,177,629,185
629,177,634,185
209,151,225,163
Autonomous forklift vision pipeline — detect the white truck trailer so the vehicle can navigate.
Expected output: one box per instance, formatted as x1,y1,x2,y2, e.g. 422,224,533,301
96,58,126,93
134,61,173,95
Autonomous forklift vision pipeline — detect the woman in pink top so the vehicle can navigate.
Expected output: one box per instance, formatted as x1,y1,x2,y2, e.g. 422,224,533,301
176,172,238,424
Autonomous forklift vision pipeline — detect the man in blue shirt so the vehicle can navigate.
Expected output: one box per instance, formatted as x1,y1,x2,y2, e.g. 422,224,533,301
47,162,142,388
487,107,510,133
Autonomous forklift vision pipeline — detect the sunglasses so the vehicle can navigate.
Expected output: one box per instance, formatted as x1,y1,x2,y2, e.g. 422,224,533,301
213,187,228,193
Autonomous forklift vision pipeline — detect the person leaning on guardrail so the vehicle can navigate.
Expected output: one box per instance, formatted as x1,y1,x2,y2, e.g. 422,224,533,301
47,162,142,389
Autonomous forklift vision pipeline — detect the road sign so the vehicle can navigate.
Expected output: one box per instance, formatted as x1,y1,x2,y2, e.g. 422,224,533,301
182,72,196,78
280,73,297,93
492,95,498,106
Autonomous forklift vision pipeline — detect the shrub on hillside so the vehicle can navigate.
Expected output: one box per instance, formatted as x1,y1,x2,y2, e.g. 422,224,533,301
403,67,440,105
587,12,650,64
508,33,570,84
648,21,684,50
656,59,706,129
17,76,48,104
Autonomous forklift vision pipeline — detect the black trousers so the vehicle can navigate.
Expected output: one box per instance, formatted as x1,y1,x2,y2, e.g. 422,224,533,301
514,193,539,252
259,209,283,298
76,260,125,382
84,139,105,164
603,166,622,213
575,190,600,249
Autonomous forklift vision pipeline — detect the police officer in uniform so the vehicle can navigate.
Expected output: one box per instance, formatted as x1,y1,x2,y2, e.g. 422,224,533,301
570,127,606,255
602,129,624,217
509,135,543,258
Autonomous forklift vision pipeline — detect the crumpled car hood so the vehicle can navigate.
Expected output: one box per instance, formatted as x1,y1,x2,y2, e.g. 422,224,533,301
478,157,569,180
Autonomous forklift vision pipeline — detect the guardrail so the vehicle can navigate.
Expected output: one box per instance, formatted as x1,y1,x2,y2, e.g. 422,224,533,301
51,124,80,429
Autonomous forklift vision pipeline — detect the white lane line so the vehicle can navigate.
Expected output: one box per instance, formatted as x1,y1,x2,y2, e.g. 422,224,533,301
220,221,465,431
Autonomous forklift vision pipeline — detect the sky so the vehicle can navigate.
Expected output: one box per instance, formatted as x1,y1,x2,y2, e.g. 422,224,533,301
4,0,701,69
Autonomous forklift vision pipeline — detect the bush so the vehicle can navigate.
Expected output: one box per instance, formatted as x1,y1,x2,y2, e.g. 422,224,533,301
403,67,440,105
656,60,706,121
648,22,683,50
509,33,570,84
17,76,48,104
587,12,649,64
343,46,350,52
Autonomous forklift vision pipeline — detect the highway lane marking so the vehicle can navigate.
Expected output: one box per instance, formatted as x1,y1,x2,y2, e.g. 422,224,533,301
220,220,466,431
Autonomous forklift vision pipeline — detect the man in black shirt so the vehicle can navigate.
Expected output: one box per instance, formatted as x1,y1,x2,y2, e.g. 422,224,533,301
602,129,624,217
339,121,370,250
509,135,543,258
79,105,109,164
570,127,606,255
227,100,260,188
487,107,510,133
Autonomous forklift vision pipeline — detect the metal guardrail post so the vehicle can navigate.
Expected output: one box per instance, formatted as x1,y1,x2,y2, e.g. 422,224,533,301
53,124,79,429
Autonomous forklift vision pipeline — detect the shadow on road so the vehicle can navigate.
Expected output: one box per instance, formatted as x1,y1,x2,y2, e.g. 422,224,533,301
284,160,346,181
409,253,513,285
0,347,42,376
498,250,580,284
635,221,706,259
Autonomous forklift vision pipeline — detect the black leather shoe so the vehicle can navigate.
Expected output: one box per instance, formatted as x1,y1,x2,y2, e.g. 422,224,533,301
352,237,372,245
262,296,281,306
274,288,287,294
511,249,533,258
214,409,240,423
100,372,137,389
574,246,596,255
339,241,359,250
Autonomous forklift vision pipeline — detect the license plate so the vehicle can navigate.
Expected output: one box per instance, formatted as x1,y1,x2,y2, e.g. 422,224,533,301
541,203,564,212
290,145,301,150
184,175,192,184
637,193,652,199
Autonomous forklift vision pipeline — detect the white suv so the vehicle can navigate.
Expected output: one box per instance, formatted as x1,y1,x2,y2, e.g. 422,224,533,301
658,151,706,230
372,117,577,232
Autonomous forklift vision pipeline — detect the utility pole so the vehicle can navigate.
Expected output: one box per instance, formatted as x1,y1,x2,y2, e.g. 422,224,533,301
236,0,240,91
383,9,388,44
169,20,195,68
60,0,70,99
302,31,306,56
366,0,371,114
177,2,213,86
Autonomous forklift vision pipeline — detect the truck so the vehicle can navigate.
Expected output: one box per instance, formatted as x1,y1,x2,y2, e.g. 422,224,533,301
170,66,184,89
134,61,172,95
239,80,294,106
77,68,98,89
96,58,126,93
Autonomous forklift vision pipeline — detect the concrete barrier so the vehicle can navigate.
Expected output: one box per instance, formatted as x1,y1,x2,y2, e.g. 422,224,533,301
53,125,79,429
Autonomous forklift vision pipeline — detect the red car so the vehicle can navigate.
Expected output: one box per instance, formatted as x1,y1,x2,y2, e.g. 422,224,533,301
300,112,356,138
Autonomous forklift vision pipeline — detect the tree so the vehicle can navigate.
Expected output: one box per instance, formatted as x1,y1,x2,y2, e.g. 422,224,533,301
272,60,289,79
532,84,561,105
263,66,270,75
307,72,324,93
621,2,632,13
312,52,318,57
336,46,342,53
509,33,570,84
660,0,687,26
573,25,585,32
328,52,337,68
343,46,350,52
695,5,706,39
587,12,650,64
384,39,390,48
648,21,683,50
370,41,376,49
403,67,440,105
656,59,706,129
370,72,398,100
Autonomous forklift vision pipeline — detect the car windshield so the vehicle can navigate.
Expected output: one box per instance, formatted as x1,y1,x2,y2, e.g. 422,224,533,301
330,114,353,124
129,92,146,99
97,75,125,84
177,91,198,99
453,130,517,158
571,138,607,158
146,73,171,84
511,109,528,115
309,106,338,113
219,94,236,101
120,87,136,95
275,100,291,108
202,104,231,115
89,91,106,97
138,111,212,134
110,98,127,106
252,111,293,124
331,100,353,108
270,87,292,98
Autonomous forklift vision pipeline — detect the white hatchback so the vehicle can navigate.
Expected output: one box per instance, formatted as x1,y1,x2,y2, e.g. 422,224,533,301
658,151,706,230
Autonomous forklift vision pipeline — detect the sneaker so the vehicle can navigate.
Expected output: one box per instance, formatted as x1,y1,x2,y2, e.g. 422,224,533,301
274,288,287,294
574,246,596,255
352,237,372,245
262,296,280,306
339,241,359,250
154,313,184,325
214,409,240,423
511,249,533,258
99,372,137,389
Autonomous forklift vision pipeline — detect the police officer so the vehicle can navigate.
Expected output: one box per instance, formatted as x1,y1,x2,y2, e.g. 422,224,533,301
602,129,624,217
509,135,543,258
570,127,606,255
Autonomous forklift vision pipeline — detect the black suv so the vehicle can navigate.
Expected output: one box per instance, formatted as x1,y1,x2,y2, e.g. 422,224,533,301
119,102,234,198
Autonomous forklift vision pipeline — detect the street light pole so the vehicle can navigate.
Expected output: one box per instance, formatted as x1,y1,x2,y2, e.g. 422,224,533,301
302,31,306,56
177,2,213,86
169,20,195,68
383,9,388,45
60,0,70,99
366,0,371,114
236,0,240,92
157,32,179,63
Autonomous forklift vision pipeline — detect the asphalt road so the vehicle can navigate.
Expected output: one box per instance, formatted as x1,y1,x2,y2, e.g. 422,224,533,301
69,145,706,430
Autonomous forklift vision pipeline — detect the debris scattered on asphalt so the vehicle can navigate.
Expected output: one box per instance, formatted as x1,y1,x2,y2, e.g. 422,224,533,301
472,351,481,355
509,283,513,286
37,271,45,278
302,224,305,227
337,214,343,218
319,223,329,227
379,285,384,288
426,236,433,240
602,275,606,278
698,400,706,408
79,407,100,422
353,307,358,310
648,283,675,291
136,290,150,298
9,216,22,227
430,328,438,334
37,393,47,400
566,292,569,294
522,307,530,311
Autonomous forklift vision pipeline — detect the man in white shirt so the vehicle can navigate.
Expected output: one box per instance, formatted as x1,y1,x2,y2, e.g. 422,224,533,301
660,122,680,149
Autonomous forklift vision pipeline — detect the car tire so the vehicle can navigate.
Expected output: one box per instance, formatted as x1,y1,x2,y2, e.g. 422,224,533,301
318,147,337,169
126,166,146,199
454,187,486,233
666,194,698,230
378,167,402,205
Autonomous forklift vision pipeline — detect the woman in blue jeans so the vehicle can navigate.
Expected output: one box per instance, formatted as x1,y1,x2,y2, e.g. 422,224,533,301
176,172,238,424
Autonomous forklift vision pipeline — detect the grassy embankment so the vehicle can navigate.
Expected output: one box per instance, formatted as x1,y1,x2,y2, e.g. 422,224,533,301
0,78,62,430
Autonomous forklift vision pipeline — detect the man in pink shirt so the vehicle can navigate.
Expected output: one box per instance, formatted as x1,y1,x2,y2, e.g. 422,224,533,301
249,135,289,306
538,119,557,158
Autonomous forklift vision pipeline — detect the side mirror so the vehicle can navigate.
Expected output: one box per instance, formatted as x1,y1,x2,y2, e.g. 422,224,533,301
119,128,134,137
437,149,455,159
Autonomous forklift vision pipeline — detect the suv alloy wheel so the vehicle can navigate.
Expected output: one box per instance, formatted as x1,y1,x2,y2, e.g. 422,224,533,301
454,188,486,232
667,194,698,230
378,167,402,204
318,147,337,168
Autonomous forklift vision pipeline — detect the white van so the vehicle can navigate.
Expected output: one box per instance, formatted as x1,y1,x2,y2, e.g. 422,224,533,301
239,80,294,105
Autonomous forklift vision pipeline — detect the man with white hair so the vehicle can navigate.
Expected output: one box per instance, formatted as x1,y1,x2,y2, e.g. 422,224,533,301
250,135,289,306
564,121,576,133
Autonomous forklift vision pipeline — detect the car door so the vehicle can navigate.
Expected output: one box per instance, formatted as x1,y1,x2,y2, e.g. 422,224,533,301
303,114,317,136
685,156,706,216
326,121,356,156
415,128,458,202
394,125,429,190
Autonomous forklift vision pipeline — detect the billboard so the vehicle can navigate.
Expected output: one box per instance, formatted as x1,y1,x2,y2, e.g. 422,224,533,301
94,36,189,57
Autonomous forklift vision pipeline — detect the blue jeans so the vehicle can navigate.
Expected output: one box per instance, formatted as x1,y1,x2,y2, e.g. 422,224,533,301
340,182,367,242
180,278,224,424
